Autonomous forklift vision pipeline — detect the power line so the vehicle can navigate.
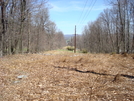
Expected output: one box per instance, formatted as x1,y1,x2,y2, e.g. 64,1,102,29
77,0,94,26
82,0,97,25
81,0,97,24
76,0,94,34
78,0,97,26
77,0,89,25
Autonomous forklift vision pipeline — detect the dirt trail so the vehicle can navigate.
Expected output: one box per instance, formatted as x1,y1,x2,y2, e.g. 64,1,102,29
0,51,134,101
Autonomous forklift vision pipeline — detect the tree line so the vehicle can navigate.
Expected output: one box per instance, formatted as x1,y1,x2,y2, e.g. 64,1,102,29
0,0,66,56
75,0,134,53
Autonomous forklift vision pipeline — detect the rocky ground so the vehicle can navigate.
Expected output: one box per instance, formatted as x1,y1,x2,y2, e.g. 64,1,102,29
0,50,134,101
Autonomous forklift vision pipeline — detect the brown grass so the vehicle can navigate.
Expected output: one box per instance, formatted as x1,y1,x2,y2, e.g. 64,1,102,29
0,51,134,101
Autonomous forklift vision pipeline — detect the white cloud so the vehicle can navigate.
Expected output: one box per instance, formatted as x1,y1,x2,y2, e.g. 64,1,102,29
92,5,111,11
49,0,85,12
70,1,83,5
49,0,111,13
50,3,69,12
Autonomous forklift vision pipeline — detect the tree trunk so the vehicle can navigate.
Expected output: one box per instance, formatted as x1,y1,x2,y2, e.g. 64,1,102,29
20,0,26,53
0,0,6,56
131,34,134,53
27,23,30,53
117,0,125,53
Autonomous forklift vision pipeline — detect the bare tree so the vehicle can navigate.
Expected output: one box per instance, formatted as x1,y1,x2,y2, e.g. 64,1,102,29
80,0,134,53
0,0,7,56
0,0,66,55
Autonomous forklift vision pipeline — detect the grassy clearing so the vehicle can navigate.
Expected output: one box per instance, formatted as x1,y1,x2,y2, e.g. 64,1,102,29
0,50,134,101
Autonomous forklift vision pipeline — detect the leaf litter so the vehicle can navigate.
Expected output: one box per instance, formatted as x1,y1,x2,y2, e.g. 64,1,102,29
0,51,134,101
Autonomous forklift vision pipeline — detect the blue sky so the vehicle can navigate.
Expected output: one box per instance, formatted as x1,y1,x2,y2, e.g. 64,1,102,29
48,0,110,35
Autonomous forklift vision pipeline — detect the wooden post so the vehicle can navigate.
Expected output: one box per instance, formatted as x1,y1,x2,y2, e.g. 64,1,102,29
74,25,76,53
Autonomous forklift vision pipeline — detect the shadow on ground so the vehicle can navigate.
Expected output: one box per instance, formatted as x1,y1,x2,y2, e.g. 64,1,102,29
53,66,134,79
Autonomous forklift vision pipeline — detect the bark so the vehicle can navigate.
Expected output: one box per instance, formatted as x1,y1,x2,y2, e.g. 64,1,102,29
0,0,6,56
131,35,134,53
27,11,31,53
20,0,26,53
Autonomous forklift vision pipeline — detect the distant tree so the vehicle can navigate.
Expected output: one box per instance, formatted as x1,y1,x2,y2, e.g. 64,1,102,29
0,0,66,56
80,0,134,53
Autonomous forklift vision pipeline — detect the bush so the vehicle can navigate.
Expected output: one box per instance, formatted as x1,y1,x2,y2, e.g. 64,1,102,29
66,46,75,51
81,49,88,53
110,52,116,55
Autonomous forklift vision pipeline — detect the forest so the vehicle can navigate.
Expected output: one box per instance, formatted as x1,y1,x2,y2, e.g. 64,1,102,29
69,0,134,54
0,0,66,56
0,0,134,56
0,0,134,100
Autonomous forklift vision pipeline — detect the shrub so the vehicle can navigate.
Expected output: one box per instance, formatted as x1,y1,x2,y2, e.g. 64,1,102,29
66,46,74,51
110,52,116,55
81,49,88,53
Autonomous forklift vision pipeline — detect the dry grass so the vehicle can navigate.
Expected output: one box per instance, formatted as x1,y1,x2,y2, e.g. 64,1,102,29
0,51,134,101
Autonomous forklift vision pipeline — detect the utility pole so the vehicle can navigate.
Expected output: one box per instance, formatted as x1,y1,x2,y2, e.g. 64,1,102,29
74,25,76,53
